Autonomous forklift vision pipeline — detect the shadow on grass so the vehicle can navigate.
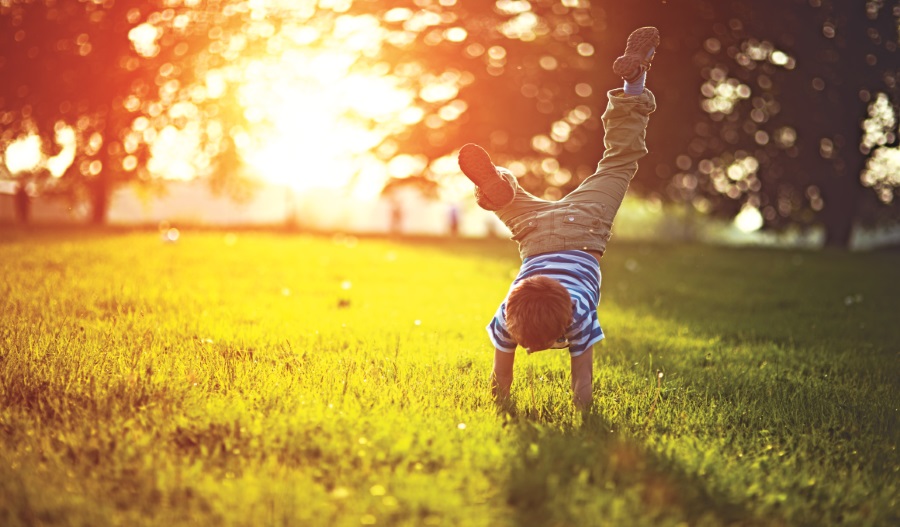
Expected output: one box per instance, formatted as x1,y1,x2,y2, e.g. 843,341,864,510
498,408,769,527
407,235,899,525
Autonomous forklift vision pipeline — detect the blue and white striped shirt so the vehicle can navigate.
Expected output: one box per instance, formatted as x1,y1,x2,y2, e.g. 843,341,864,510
487,250,604,357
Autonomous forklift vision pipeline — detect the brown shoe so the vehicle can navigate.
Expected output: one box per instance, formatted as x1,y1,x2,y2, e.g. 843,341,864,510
458,143,515,210
613,27,660,82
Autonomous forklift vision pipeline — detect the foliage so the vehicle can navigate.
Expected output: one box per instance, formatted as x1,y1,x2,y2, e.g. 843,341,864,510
0,231,897,526
424,0,900,246
1,0,898,241
0,0,250,222
670,0,900,246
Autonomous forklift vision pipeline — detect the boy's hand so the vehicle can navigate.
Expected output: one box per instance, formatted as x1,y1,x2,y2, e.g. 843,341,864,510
571,346,594,411
491,348,515,402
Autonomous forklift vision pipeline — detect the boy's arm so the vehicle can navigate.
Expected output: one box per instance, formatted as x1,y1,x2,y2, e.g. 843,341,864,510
571,345,594,411
491,348,515,402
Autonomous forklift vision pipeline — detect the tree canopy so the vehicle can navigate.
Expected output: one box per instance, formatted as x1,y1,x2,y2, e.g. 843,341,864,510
1,0,255,222
1,0,897,245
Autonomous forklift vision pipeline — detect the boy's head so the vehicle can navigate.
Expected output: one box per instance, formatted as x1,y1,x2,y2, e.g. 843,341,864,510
506,275,573,352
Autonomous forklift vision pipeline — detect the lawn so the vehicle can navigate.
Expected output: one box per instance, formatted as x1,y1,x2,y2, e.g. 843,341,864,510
0,229,897,526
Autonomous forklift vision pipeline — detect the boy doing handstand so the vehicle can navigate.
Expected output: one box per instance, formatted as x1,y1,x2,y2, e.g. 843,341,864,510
458,27,659,410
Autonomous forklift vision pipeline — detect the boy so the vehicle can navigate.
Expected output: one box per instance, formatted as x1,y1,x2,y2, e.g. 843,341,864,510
458,27,659,410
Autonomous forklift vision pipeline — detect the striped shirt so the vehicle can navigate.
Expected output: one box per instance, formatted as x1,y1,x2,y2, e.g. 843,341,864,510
487,250,604,357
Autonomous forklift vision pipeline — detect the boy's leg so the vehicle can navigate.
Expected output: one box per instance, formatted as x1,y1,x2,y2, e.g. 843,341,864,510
458,143,516,211
458,143,554,225
559,89,656,217
560,27,659,228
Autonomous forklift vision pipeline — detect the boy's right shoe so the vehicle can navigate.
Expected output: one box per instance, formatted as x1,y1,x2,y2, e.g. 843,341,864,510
458,143,515,211
613,26,660,82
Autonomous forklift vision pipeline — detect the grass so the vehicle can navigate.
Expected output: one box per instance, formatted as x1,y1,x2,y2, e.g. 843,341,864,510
0,228,897,526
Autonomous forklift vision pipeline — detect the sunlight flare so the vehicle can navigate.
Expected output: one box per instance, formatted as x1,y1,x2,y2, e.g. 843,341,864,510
734,204,764,232
230,13,420,198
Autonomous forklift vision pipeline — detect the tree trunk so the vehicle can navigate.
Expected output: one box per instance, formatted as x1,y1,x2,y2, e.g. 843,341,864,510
14,182,30,224
818,1,879,249
790,0,878,249
90,117,117,226
819,181,862,247
89,174,109,225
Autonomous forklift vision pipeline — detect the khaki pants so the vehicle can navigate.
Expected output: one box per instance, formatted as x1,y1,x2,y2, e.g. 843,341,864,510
493,88,656,260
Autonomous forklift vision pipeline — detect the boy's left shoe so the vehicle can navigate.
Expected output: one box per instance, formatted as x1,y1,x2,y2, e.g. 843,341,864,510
458,143,515,211
613,26,659,82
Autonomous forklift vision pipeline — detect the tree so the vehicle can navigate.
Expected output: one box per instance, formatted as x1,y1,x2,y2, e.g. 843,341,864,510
1,0,479,220
363,0,696,199
0,0,249,223
372,0,899,247
649,0,900,246
4,0,894,244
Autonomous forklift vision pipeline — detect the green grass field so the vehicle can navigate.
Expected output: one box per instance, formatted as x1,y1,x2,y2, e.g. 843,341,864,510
1,229,897,526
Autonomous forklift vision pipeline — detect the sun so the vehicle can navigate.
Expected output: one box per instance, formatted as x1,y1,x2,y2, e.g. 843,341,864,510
230,15,420,200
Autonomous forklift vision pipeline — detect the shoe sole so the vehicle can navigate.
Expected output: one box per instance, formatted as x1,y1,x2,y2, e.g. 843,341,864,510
613,26,660,81
458,143,514,207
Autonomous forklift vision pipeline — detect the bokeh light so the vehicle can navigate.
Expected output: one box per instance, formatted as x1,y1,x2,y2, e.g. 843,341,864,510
734,204,763,232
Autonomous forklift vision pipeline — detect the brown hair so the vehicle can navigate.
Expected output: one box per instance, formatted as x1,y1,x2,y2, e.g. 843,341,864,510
506,275,573,351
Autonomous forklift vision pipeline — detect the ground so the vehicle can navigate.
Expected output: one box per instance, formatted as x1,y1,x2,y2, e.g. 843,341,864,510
0,229,897,526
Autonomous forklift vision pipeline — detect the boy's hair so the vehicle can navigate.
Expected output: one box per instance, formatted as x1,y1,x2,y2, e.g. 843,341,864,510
506,275,573,351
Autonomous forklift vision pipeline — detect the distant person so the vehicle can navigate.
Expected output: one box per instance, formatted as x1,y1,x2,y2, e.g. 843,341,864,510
448,204,460,237
457,27,659,410
483,215,499,238
390,199,403,236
